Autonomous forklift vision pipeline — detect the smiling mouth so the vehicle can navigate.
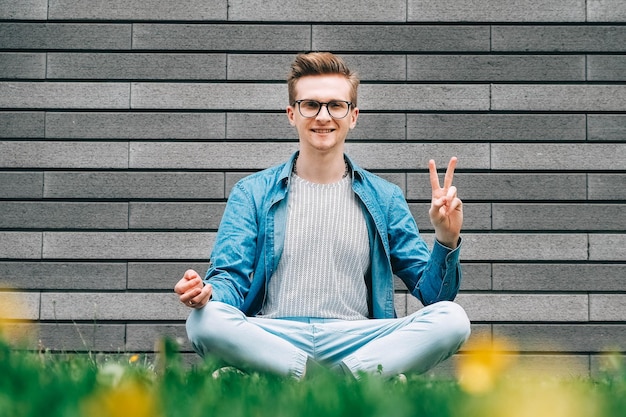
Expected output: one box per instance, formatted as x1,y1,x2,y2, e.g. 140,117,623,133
312,129,334,133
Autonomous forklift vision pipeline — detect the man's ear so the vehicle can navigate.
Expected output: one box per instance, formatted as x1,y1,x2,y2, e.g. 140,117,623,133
286,106,296,126
349,107,359,129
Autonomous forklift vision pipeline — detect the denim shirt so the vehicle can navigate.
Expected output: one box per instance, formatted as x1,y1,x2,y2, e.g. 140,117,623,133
205,152,462,319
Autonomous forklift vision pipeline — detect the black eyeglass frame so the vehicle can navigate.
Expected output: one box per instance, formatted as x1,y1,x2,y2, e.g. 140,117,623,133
293,99,353,119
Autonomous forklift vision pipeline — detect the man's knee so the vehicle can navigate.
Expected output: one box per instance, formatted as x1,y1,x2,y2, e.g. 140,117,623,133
421,301,471,346
186,301,245,354
436,301,471,345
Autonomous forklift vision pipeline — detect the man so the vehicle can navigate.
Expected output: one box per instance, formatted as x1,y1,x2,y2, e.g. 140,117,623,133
174,52,470,379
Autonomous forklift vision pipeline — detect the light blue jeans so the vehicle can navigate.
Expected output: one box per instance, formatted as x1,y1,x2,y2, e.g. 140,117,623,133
186,301,470,379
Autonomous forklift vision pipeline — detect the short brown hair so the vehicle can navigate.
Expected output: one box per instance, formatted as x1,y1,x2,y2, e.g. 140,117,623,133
287,52,360,106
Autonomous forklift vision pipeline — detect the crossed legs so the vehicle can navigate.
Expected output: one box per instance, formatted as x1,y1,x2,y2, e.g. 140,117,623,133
186,301,470,379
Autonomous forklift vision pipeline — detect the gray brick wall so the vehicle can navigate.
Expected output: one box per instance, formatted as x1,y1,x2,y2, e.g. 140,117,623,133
0,0,624,375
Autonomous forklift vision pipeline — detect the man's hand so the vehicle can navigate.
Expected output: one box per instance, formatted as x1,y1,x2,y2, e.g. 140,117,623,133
174,269,212,309
429,157,463,249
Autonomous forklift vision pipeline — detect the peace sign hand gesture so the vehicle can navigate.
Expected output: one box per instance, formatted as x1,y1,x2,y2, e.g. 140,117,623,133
429,157,463,249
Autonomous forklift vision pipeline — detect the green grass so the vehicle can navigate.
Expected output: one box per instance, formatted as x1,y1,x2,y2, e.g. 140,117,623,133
1,337,625,417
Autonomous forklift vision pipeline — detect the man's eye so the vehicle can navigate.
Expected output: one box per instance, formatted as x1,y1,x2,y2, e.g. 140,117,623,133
329,102,345,109
302,101,319,109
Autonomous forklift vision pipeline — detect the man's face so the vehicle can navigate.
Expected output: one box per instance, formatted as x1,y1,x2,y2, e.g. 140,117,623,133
287,74,358,154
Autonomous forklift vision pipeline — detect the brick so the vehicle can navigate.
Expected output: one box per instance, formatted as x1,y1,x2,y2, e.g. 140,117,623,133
407,114,585,141
455,294,589,322
587,55,626,81
47,53,226,80
126,324,192,351
227,54,294,81
0,53,45,79
408,0,585,22
0,0,47,19
227,113,405,140
228,54,407,81
0,23,131,50
129,202,226,229
588,0,626,21
38,323,126,352
0,292,40,319
493,264,626,292
590,295,626,321
360,84,489,111
492,25,626,52
0,112,44,138
460,263,491,291
588,115,626,141
351,143,489,170
407,173,587,201
46,112,225,140
457,233,588,261
131,82,286,110
492,203,626,231
229,0,405,21
48,0,227,20
492,85,626,111
409,202,491,231
133,24,310,51
0,202,128,230
40,292,190,320
227,113,294,139
130,142,296,169
492,144,626,170
589,234,626,261
42,232,215,259
0,262,126,290
0,172,43,198
341,55,407,81
312,25,490,52
0,82,130,109
44,172,224,199
127,262,209,290
588,174,626,200
0,232,42,259
407,55,584,81
0,141,128,169
495,324,625,352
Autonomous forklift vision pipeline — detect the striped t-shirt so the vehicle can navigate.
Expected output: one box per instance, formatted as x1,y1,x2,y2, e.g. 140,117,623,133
260,173,370,320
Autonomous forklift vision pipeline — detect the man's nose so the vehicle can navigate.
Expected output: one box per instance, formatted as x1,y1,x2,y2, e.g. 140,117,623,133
316,104,332,120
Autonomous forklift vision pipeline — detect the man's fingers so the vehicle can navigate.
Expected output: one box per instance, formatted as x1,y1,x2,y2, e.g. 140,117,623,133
443,157,458,189
184,269,201,280
428,159,440,190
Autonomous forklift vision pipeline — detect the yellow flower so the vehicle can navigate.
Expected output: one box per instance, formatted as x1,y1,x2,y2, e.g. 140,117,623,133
0,288,36,346
484,377,601,417
82,379,162,417
129,354,140,364
456,337,517,394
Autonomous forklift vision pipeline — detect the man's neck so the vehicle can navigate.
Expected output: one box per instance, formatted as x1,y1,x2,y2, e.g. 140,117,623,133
294,150,348,184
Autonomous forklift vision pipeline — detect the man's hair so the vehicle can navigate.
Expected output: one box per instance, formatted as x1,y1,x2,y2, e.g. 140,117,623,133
287,52,360,106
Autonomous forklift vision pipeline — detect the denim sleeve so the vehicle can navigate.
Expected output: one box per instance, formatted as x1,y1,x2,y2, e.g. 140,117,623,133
387,187,462,305
204,183,259,309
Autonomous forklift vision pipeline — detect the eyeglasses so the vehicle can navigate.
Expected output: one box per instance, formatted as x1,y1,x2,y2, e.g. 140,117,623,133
294,100,353,119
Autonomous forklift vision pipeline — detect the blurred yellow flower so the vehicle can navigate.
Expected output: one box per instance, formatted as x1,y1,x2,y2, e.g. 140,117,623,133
483,377,601,417
0,288,36,346
456,337,517,394
129,354,140,364
82,379,162,417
